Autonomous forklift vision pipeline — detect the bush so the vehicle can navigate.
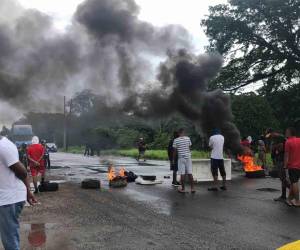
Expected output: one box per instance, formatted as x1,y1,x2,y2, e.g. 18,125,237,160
149,132,170,149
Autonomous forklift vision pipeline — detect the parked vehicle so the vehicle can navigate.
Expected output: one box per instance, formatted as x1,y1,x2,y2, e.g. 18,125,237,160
46,143,58,152
10,124,34,147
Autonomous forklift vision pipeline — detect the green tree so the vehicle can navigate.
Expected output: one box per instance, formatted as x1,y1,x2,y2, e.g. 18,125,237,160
232,93,279,137
266,84,300,130
202,0,300,92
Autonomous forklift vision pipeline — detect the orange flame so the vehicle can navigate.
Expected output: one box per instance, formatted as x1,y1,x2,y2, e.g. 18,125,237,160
119,167,125,177
107,166,116,181
238,155,263,172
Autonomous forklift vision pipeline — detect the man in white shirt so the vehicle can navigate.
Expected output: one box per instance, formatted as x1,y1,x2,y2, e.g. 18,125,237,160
0,136,36,250
172,128,195,193
208,129,226,191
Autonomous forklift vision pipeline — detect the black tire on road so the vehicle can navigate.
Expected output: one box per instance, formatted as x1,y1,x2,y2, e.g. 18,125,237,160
81,179,101,189
245,170,266,178
38,182,59,192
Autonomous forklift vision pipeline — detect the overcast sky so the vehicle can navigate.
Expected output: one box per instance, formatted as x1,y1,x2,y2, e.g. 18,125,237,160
18,0,228,52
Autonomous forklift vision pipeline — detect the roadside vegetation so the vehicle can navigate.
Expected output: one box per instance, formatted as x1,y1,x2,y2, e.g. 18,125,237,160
62,147,273,168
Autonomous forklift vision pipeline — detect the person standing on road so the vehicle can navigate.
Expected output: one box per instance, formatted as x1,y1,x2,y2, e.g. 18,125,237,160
137,138,147,162
84,143,90,157
172,128,195,193
0,135,36,250
284,127,300,207
266,130,288,202
41,140,51,170
208,129,227,191
257,136,267,170
168,131,180,186
27,136,46,194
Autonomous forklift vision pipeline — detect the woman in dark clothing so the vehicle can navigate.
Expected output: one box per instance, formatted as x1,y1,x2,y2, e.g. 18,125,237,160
168,131,180,186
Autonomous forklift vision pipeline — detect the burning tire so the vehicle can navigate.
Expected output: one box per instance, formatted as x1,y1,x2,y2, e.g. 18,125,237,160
109,178,127,188
81,179,101,189
238,154,266,178
245,170,265,178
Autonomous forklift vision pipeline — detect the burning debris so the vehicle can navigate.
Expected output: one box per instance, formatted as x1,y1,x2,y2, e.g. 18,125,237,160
238,147,265,178
108,166,127,188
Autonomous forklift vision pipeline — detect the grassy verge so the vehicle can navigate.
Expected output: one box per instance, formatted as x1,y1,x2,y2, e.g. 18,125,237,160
102,149,210,160
61,147,210,160
62,147,274,167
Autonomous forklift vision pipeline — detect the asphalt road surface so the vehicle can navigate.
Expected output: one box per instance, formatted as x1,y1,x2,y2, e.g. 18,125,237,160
8,153,300,250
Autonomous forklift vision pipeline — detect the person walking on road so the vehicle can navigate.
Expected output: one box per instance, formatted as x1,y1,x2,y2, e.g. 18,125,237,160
284,127,300,207
137,138,147,162
0,136,36,250
168,131,180,186
172,128,195,193
27,136,46,194
208,129,227,191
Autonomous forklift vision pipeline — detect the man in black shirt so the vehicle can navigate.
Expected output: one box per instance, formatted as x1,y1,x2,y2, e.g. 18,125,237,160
168,131,180,186
137,138,146,162
267,131,289,202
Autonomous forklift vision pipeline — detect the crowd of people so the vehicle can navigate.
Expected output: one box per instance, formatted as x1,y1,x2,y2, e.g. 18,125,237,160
1,126,300,249
167,128,226,193
167,127,300,207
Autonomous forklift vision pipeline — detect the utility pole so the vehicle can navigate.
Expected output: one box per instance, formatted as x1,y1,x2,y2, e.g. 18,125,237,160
66,98,73,152
63,96,67,151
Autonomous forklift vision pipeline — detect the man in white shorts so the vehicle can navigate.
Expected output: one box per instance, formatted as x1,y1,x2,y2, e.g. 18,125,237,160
172,128,195,193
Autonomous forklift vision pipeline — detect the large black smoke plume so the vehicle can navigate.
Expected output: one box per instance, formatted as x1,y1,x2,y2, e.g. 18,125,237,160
124,50,242,153
0,0,242,152
0,0,190,115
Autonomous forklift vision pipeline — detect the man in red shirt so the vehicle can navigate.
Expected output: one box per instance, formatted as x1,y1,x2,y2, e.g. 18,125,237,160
27,136,46,194
284,127,300,207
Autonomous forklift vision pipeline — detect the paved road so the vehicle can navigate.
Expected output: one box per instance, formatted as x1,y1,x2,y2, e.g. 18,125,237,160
14,153,300,249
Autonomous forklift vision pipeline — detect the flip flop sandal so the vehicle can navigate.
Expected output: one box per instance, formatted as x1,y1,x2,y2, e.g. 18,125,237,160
191,190,196,194
285,200,293,207
178,189,186,194
290,201,300,207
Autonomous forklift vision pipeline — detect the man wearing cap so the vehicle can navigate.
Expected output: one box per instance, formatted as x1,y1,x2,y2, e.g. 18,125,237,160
27,136,46,194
